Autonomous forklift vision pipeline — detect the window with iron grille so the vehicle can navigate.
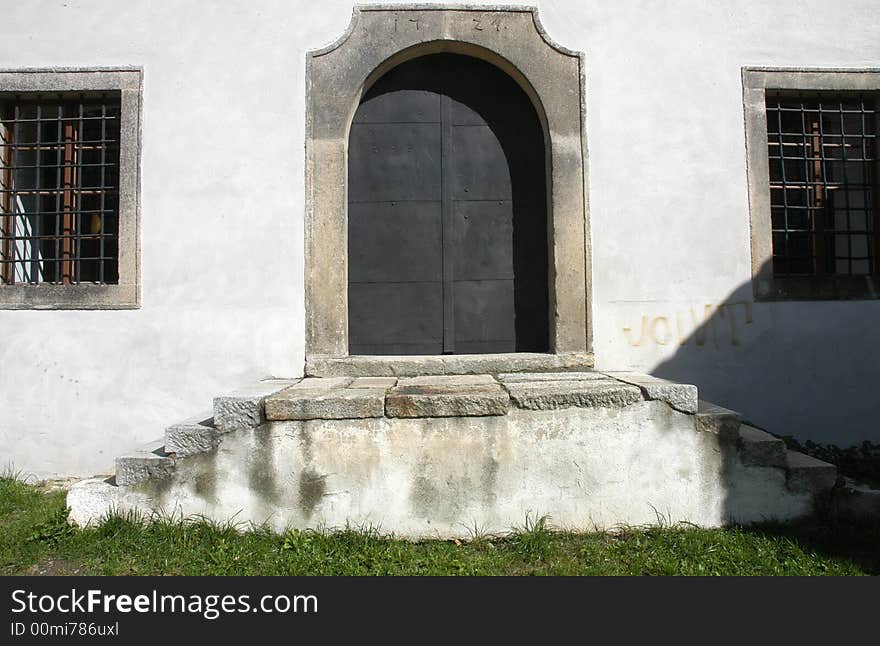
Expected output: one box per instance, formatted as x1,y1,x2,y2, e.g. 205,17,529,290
0,69,140,309
766,93,877,277
743,69,880,300
1,94,120,286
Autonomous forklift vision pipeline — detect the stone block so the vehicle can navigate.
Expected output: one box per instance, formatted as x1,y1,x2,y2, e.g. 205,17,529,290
66,478,117,527
290,377,352,390
604,372,698,414
397,374,497,387
115,440,174,486
785,450,837,494
165,412,220,457
213,379,299,432
695,400,742,442
265,387,385,420
505,379,642,411
737,424,787,468
305,352,595,377
386,380,509,417
350,377,397,389
497,371,605,383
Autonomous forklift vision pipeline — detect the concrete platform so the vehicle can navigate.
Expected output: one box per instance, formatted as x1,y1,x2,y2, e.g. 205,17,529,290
67,370,844,537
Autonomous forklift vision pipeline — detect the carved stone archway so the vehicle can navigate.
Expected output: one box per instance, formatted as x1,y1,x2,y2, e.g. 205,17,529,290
305,6,591,370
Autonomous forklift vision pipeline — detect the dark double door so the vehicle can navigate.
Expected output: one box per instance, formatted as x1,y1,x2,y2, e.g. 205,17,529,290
347,54,548,355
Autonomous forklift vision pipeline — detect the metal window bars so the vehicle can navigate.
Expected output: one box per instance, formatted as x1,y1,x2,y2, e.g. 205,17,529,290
0,93,121,285
766,92,878,276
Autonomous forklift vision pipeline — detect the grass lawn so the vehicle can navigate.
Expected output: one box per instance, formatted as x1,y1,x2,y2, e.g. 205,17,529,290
1,477,877,576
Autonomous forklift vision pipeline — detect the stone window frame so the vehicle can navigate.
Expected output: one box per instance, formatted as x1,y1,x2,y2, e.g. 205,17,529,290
305,5,592,369
0,68,142,309
743,67,880,301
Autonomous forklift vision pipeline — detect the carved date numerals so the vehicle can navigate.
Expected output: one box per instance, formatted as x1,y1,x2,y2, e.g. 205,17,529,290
393,17,421,32
472,16,502,32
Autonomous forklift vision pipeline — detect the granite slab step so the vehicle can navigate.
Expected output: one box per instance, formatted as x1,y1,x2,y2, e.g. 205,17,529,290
385,375,509,417
737,424,787,468
497,371,606,383
694,400,742,442
164,412,219,457
501,377,643,411
306,352,595,377
115,439,175,486
265,384,386,420
213,379,300,432
604,371,698,413
349,377,397,389
785,450,837,494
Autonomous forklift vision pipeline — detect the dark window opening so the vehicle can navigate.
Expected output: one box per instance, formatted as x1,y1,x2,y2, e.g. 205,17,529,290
0,93,121,286
766,92,878,277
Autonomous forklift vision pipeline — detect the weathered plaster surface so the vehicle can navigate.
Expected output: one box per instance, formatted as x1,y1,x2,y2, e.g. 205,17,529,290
68,401,815,537
0,1,310,477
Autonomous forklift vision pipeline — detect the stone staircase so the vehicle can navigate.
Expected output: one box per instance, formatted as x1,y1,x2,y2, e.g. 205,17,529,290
68,370,847,537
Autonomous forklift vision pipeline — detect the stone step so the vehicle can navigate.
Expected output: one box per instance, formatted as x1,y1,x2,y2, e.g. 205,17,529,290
785,450,837,494
498,372,643,411
265,377,385,420
386,375,509,417
164,412,219,457
71,369,851,533
111,377,821,496
265,371,702,420
497,371,606,382
604,372,698,413
306,352,595,377
738,424,787,468
350,377,398,389
115,439,175,486
212,378,299,431
695,400,742,442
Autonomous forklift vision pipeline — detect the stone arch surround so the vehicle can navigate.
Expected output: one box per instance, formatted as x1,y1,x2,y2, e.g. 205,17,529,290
305,5,592,366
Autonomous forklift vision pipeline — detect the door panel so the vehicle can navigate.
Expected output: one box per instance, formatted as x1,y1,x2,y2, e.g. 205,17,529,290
348,54,548,355
349,201,442,283
449,125,512,200
353,88,440,125
348,281,444,353
453,279,516,350
451,201,514,281
348,123,441,203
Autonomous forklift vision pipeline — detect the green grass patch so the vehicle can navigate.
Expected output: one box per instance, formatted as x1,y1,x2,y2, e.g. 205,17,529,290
0,477,876,576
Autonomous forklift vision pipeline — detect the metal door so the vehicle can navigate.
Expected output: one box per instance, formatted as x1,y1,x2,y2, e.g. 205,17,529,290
348,54,548,355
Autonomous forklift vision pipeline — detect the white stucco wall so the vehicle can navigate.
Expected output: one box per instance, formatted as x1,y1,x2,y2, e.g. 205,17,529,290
570,0,880,446
1,0,878,478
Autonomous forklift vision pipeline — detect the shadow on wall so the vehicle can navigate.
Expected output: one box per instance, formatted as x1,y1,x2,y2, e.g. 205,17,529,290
634,259,880,573
634,259,880,447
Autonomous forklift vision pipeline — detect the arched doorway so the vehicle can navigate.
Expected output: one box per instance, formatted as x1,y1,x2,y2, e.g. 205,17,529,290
347,53,549,355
